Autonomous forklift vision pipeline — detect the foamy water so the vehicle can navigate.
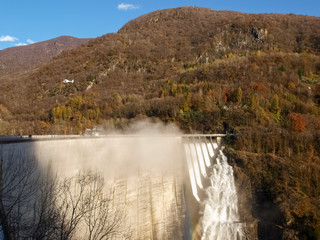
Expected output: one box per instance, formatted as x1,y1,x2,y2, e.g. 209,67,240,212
184,138,245,240
200,151,244,239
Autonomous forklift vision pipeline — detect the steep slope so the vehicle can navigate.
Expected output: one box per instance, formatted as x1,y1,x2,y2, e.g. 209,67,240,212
0,36,90,124
2,7,319,118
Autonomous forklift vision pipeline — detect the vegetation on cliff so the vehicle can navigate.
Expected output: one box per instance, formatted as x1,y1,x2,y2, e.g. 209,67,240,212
0,7,319,239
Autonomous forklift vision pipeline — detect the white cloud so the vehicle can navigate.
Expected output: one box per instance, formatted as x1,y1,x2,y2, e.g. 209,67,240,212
0,35,18,42
12,39,35,47
117,3,139,11
26,39,34,44
14,43,27,46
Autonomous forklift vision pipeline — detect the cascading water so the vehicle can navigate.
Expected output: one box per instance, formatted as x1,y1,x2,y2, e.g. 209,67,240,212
184,137,245,240
201,151,244,240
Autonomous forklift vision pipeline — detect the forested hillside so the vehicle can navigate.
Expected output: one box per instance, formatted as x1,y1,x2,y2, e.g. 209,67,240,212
0,7,319,239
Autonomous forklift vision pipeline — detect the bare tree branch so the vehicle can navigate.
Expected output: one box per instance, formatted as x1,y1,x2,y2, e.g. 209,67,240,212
1,146,132,240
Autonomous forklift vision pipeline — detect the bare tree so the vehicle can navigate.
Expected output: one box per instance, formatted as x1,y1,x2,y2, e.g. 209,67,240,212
0,157,13,240
56,171,131,240
0,147,41,239
0,146,131,240
29,172,61,239
80,173,131,240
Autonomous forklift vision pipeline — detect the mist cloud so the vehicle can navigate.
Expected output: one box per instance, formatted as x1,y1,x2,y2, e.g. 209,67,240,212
124,119,180,135
32,120,183,179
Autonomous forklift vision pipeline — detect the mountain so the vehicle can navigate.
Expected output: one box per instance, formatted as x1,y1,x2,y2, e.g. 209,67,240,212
0,35,90,125
2,7,319,120
0,36,90,80
0,7,320,239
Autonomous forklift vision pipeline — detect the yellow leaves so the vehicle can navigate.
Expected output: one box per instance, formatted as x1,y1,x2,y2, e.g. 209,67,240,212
170,84,177,97
250,93,259,111
51,94,101,126
111,91,123,109
0,104,12,119
223,53,233,59
256,50,261,56
159,89,165,98
293,198,313,218
171,65,177,71
183,101,190,112
40,121,51,128
288,81,296,89
236,87,243,104
104,103,113,116
69,96,84,110
250,50,261,56
51,106,72,121
270,94,281,122
51,106,62,120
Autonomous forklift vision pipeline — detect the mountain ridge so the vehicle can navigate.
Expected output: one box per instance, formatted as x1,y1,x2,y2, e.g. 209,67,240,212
0,7,319,127
0,35,91,77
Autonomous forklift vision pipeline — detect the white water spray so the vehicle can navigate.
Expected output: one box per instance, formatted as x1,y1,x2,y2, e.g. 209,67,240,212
201,150,244,239
185,138,245,240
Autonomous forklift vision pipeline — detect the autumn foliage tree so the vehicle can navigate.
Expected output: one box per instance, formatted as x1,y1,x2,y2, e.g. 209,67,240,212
289,113,306,132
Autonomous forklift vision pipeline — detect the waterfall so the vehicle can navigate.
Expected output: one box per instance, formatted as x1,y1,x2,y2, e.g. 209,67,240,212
184,137,245,240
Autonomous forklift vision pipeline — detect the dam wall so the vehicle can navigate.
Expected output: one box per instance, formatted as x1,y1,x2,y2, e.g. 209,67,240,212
0,135,225,239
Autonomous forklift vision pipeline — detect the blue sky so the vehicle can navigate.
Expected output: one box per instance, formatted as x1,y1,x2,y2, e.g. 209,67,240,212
1,0,319,50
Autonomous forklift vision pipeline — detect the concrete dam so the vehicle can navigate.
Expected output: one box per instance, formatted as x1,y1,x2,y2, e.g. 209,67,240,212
0,134,245,239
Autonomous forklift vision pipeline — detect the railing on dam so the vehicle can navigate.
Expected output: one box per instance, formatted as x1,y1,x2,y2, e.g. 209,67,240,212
0,134,226,143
